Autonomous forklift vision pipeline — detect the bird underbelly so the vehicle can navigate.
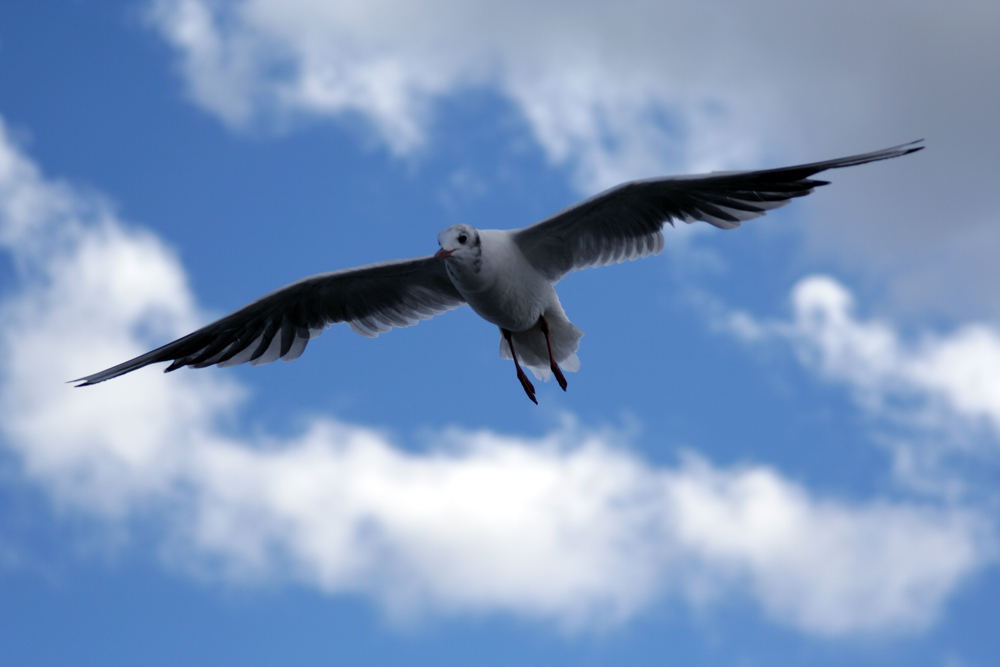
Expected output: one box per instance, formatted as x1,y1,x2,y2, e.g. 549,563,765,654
463,283,550,332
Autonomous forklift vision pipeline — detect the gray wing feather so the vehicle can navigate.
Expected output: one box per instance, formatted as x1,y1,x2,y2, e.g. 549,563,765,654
513,140,924,280
73,255,463,386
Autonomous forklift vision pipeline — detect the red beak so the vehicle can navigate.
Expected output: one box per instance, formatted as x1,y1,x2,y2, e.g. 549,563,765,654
435,248,454,259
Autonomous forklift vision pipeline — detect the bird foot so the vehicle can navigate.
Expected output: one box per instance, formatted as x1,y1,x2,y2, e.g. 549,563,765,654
538,314,567,392
516,368,538,404
551,363,567,391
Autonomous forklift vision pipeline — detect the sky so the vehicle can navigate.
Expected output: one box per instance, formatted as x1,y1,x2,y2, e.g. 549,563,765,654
1,1,999,665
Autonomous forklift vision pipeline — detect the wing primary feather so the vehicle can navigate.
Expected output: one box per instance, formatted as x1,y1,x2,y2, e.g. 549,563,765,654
283,331,310,361
512,140,922,280
279,317,296,357
183,329,244,368
72,254,465,385
250,317,283,362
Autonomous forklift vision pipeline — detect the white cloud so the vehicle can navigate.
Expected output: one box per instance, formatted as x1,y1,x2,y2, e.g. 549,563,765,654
147,0,764,187
664,457,988,635
730,276,1000,436
145,0,1000,321
0,116,993,636
722,275,1000,498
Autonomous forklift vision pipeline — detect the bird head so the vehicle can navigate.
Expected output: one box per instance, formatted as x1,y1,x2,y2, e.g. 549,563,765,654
436,224,479,261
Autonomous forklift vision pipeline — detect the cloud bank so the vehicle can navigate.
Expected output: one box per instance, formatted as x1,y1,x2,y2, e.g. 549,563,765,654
736,277,1000,434
147,0,1000,320
723,275,1000,499
0,116,993,636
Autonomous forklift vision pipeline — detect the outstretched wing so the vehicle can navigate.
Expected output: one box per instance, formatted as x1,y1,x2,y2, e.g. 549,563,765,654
513,140,924,281
73,255,463,386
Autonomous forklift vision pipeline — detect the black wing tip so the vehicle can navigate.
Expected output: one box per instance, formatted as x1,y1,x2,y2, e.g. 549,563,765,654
70,369,125,387
892,138,925,157
842,138,925,166
70,357,166,387
784,139,924,179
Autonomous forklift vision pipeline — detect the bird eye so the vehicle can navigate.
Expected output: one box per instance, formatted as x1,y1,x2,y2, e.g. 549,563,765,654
457,234,468,244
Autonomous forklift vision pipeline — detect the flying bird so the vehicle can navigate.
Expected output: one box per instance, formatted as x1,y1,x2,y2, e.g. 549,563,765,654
74,140,924,403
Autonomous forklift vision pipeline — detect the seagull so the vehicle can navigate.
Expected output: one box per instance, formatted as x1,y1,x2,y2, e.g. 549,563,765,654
73,140,924,403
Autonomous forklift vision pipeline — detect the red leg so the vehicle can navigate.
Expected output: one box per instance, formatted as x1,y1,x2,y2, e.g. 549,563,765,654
502,328,537,405
538,315,568,391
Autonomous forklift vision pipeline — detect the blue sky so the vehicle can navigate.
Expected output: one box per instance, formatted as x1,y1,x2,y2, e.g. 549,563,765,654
1,1,999,665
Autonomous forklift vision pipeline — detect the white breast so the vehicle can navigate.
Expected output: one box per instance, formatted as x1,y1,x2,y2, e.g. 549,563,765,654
448,229,557,332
